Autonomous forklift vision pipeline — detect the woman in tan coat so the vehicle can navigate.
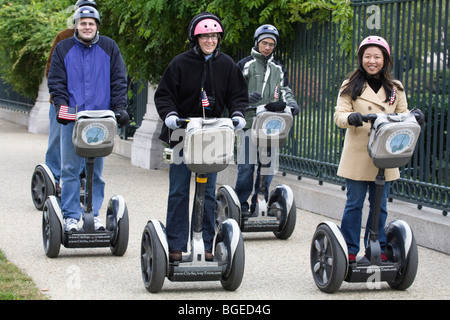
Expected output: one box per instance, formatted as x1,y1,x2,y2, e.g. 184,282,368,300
334,36,424,262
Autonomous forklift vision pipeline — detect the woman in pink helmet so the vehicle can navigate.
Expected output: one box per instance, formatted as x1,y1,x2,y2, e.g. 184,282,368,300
334,36,424,263
154,12,247,262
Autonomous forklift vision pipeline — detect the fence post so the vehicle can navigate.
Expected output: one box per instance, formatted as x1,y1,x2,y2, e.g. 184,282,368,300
130,83,168,170
28,72,50,134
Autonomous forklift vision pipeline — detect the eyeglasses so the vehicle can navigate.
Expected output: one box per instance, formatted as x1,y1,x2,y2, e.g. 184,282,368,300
198,34,219,40
260,40,275,48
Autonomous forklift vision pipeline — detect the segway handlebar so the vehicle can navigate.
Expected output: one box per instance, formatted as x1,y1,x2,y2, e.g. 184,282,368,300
362,114,378,123
177,117,241,128
245,101,294,114
176,118,190,128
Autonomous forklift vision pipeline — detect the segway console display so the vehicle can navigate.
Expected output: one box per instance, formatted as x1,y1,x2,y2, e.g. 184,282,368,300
367,113,421,168
72,110,117,158
251,104,293,147
184,118,235,173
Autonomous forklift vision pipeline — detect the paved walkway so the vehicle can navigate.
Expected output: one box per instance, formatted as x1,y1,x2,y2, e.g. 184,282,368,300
0,118,448,301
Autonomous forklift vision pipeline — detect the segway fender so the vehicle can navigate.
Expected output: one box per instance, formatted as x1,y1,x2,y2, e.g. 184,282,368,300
107,195,126,222
268,184,294,226
318,221,349,273
219,219,241,277
150,219,170,275
47,195,64,241
35,163,56,187
219,185,241,210
385,220,413,264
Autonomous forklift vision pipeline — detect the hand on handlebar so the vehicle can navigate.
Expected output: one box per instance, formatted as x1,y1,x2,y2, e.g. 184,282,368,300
348,112,363,127
165,115,181,130
232,116,246,129
410,109,425,126
288,101,300,116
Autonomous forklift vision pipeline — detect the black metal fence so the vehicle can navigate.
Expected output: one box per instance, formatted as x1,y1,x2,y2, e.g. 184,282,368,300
0,78,34,113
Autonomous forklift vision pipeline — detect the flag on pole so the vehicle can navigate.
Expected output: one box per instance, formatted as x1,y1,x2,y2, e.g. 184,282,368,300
201,88,210,109
58,105,77,121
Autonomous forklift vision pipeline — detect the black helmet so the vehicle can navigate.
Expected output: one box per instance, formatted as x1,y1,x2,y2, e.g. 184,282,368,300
75,0,97,9
73,6,100,25
188,12,225,47
254,24,279,47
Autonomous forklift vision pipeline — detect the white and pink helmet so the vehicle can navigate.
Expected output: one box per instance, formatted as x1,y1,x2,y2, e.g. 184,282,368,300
358,35,391,56
194,18,223,36
188,12,225,47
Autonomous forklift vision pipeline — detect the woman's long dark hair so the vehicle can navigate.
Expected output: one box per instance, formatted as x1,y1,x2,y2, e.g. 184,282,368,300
340,44,402,101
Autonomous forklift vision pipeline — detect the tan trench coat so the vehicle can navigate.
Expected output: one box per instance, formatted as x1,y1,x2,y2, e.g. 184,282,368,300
334,80,409,181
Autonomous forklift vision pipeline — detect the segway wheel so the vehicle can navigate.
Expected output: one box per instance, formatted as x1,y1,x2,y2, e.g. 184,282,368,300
31,165,55,210
310,224,346,293
273,199,296,240
109,209,129,256
215,186,241,229
220,231,245,291
387,234,418,290
42,198,61,258
141,222,167,293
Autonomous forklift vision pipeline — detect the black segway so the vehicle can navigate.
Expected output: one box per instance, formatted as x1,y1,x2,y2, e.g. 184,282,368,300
310,113,421,293
42,110,129,258
141,117,245,293
216,103,296,239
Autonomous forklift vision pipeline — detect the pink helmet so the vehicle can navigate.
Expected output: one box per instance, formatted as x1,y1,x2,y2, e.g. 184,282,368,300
194,18,223,36
358,35,391,56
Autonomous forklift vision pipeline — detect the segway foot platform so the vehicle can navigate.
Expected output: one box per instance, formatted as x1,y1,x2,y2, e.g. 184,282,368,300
63,230,112,248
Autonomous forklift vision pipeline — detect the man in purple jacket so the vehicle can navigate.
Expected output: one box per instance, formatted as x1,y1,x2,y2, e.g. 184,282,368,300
48,6,128,232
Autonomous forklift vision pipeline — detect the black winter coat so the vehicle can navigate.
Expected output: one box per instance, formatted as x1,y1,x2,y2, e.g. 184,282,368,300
155,48,247,145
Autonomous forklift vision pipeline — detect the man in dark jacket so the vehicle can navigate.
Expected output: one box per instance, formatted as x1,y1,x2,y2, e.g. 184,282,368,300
154,12,247,262
235,24,299,214
48,6,128,232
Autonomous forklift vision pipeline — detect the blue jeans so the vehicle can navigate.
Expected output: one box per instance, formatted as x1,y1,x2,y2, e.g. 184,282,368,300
45,104,61,183
235,131,274,212
340,179,391,256
60,122,105,220
166,162,217,252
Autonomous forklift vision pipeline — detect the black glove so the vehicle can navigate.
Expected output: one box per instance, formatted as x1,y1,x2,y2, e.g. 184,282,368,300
112,106,130,128
55,104,76,125
410,109,425,126
288,101,300,116
348,112,363,127
248,91,262,104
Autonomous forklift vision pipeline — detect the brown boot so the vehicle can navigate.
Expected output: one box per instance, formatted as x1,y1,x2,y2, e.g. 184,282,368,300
205,250,214,261
169,250,182,261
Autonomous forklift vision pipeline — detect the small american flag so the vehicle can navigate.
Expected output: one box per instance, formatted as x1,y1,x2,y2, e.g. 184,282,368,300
201,88,210,109
274,85,279,100
59,105,77,121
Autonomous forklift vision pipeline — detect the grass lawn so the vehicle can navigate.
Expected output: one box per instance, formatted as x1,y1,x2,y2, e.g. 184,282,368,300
0,249,47,300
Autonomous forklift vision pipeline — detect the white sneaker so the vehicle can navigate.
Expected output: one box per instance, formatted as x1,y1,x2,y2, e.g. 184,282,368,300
64,218,79,232
94,217,105,231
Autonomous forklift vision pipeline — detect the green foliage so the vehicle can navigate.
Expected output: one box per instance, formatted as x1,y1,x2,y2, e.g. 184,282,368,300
0,0,352,97
102,0,352,83
0,0,73,98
